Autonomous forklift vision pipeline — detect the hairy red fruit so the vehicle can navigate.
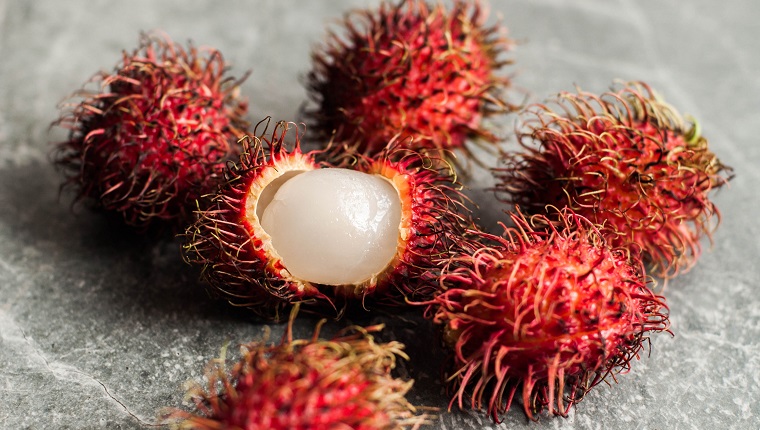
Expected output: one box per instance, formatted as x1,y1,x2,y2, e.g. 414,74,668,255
307,0,514,159
494,81,732,277
182,119,475,320
165,310,430,429
426,209,669,422
52,33,249,231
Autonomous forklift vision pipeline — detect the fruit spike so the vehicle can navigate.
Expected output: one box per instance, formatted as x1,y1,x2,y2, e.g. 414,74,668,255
182,119,475,320
494,81,732,278
306,0,514,159
426,209,669,422
164,306,431,429
52,32,249,232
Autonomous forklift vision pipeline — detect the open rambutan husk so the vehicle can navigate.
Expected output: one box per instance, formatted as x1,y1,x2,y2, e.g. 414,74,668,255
181,119,476,320
423,208,670,422
52,32,249,232
493,81,733,278
306,0,516,161
163,306,431,429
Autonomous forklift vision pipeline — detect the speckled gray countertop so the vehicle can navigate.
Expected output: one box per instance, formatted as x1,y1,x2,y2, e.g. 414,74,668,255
1,1,758,429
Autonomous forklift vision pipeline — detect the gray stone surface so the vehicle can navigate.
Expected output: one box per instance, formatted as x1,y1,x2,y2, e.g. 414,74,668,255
1,0,758,428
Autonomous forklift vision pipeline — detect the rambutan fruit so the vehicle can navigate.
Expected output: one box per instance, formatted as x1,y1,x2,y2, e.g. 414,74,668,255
426,209,669,422
494,81,732,277
164,308,430,429
52,32,249,231
182,119,474,320
306,0,514,159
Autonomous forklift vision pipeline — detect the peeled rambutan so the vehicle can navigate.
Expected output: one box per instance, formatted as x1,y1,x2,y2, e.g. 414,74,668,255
426,209,669,422
494,81,732,277
306,0,514,159
164,309,430,429
182,119,474,320
52,32,249,231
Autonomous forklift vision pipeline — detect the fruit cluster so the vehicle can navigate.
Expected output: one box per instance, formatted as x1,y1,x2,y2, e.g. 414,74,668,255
51,0,732,428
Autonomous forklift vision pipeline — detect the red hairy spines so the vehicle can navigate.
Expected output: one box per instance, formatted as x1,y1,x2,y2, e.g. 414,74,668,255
165,313,430,429
53,33,249,231
307,0,514,158
494,81,732,277
428,209,669,421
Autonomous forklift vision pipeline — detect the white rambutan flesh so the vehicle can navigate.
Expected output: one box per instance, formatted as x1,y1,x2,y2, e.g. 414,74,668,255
259,168,401,285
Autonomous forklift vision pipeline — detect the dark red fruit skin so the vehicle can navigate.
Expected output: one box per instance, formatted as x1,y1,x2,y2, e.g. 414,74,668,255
52,33,249,232
494,81,732,278
182,120,477,321
307,0,514,158
163,312,430,430
425,209,669,422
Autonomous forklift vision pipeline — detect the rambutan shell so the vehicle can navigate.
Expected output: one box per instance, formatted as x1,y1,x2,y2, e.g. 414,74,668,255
426,209,670,421
52,32,249,232
164,308,431,429
306,0,515,159
494,81,732,278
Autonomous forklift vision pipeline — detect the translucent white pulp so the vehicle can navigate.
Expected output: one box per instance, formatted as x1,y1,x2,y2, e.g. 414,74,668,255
260,168,401,285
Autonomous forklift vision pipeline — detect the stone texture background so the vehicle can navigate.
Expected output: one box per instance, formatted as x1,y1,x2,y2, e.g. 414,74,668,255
1,0,758,429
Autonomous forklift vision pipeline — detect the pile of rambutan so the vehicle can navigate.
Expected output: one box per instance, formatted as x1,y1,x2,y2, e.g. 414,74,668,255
415,80,731,422
48,0,734,428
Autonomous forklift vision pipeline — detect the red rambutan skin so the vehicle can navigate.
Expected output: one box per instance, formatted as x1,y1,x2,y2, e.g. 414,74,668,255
182,120,476,320
494,81,732,278
164,310,430,430
52,32,249,231
426,209,669,422
307,0,514,157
